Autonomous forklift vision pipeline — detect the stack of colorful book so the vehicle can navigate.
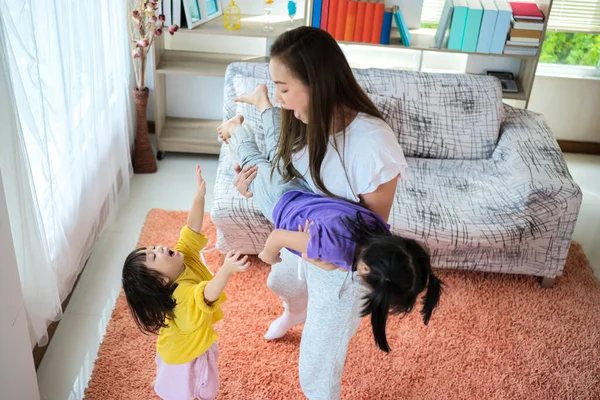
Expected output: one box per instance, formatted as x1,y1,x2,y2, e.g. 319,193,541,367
435,0,514,54
434,0,544,56
504,1,544,56
311,0,411,46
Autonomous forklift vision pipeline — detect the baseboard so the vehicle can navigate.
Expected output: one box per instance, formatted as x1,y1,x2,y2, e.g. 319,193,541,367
32,265,85,369
557,140,600,155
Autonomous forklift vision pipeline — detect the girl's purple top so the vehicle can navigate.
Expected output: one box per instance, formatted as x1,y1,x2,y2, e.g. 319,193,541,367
272,190,390,270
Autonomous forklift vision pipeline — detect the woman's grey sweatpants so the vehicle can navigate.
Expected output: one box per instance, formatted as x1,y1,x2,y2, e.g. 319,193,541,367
229,108,367,400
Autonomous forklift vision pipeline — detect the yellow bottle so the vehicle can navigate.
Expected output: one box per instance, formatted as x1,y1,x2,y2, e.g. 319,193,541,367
223,0,241,31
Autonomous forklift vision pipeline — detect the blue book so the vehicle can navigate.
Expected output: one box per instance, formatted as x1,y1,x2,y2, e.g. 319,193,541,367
476,0,498,53
448,0,468,50
312,0,322,28
461,0,483,52
380,9,393,45
395,5,412,46
490,0,512,54
435,0,454,48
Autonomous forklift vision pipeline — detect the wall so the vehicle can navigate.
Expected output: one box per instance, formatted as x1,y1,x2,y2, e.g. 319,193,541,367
528,75,600,143
0,54,40,400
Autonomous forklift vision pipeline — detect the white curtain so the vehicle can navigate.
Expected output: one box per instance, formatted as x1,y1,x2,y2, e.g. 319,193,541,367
0,0,134,346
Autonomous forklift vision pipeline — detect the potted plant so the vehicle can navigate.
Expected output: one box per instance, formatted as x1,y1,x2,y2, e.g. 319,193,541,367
129,0,178,173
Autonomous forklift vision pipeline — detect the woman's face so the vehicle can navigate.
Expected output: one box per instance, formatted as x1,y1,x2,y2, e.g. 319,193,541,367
269,57,310,124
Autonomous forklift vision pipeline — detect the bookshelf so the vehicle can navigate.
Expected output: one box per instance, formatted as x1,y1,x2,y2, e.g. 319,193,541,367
151,1,552,156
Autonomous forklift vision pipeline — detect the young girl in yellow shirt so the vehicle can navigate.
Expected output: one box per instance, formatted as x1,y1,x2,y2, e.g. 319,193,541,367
122,165,248,400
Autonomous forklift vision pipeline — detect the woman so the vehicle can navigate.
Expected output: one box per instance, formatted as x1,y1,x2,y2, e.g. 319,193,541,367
233,27,408,400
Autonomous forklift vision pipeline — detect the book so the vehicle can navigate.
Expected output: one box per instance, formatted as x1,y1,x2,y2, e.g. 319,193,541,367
508,36,539,43
510,28,542,38
393,5,411,46
354,1,367,41
344,0,358,41
489,0,512,54
363,1,376,43
371,2,385,44
380,8,393,45
476,0,498,53
435,0,454,49
506,39,538,46
327,0,339,37
503,43,538,54
448,0,468,50
173,0,181,27
512,18,544,30
335,0,349,40
312,0,322,27
508,1,544,20
462,0,484,52
486,70,518,92
321,0,330,30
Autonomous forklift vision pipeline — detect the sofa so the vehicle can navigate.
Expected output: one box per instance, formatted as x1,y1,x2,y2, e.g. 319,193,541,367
211,62,582,285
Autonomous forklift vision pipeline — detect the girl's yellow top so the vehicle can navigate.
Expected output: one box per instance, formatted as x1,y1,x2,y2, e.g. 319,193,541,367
156,226,227,364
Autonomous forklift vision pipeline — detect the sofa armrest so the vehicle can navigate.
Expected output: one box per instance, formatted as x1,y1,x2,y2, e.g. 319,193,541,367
493,105,580,191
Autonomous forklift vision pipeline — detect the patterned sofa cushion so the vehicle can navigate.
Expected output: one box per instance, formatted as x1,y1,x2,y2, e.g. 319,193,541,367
362,72,503,160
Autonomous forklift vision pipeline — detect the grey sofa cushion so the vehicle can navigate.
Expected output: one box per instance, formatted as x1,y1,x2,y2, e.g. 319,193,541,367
362,71,503,159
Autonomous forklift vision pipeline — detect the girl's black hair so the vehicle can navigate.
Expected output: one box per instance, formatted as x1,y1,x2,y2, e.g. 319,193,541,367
343,213,444,352
122,247,178,334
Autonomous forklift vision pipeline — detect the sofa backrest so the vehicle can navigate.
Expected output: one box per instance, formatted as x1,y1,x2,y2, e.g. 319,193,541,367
223,63,504,160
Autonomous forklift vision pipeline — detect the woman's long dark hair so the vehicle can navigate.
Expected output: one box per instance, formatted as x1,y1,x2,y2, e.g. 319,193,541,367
122,248,178,334
343,213,444,352
269,26,383,198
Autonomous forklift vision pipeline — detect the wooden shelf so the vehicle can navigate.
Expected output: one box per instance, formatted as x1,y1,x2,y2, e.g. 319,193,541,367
158,118,222,155
176,16,538,60
157,51,269,77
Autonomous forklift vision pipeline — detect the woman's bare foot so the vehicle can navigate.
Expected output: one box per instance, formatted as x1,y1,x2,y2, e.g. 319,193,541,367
217,115,244,143
234,84,273,113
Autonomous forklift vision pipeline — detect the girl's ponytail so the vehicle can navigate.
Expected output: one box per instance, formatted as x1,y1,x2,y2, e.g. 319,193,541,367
421,274,443,325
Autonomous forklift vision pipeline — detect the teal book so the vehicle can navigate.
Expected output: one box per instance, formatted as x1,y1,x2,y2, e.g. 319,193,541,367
490,0,512,54
448,0,468,50
393,5,411,46
476,0,498,53
461,0,483,52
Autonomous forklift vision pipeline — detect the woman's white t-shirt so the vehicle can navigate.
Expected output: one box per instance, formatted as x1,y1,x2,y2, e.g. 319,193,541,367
292,112,408,202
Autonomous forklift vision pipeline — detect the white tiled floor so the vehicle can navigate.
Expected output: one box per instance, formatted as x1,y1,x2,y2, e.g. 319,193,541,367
36,151,600,400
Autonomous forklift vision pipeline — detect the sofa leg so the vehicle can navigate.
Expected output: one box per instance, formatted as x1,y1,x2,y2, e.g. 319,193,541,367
540,276,555,288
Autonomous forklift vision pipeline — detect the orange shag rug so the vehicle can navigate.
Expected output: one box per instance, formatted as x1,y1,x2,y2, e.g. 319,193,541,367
84,209,600,400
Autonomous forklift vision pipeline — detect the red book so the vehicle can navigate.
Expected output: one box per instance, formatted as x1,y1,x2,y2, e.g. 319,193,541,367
335,0,349,40
508,2,544,20
327,0,339,37
344,1,358,41
362,1,376,43
321,0,330,30
371,2,385,44
353,1,367,42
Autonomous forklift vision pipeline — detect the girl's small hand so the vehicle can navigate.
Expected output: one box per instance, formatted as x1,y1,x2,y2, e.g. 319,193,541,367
196,164,206,198
258,249,282,265
222,250,249,273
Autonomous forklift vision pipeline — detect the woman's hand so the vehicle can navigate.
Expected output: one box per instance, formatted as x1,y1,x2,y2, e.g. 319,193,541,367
234,84,273,113
233,164,258,198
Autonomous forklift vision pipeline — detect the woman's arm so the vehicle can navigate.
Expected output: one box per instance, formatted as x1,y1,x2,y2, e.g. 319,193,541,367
358,175,399,223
